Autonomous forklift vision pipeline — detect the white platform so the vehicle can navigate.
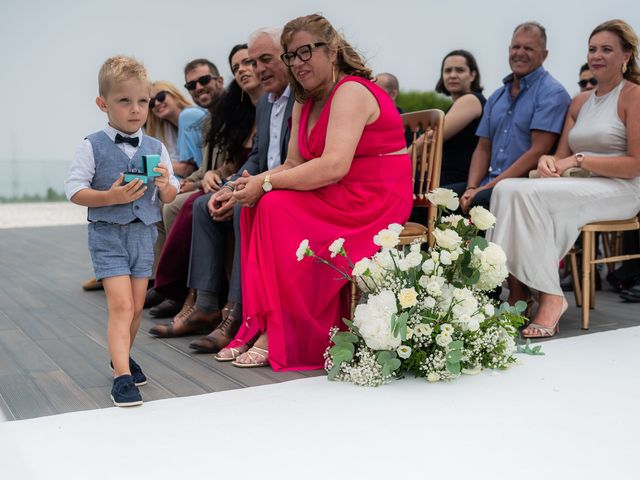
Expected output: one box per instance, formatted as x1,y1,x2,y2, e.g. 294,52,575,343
2,327,639,480
0,202,86,229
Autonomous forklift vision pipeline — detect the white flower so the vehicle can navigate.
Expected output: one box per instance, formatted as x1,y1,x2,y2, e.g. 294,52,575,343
353,290,401,350
431,251,440,262
483,304,495,317
467,317,480,332
296,239,312,261
398,287,418,309
388,223,404,233
483,243,507,265
436,332,452,347
427,372,441,382
426,188,459,211
469,206,496,230
397,345,412,359
450,250,460,261
440,323,454,334
433,228,463,251
462,365,482,375
415,323,433,337
374,249,396,270
404,251,422,268
373,228,400,249
410,242,422,253
328,238,345,258
439,250,453,265
472,242,509,291
422,258,435,274
423,276,444,297
406,327,414,340
352,258,371,277
441,214,468,227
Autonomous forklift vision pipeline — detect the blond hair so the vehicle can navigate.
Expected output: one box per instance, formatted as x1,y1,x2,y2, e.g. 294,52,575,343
281,14,372,103
98,55,149,97
590,19,640,84
145,80,193,145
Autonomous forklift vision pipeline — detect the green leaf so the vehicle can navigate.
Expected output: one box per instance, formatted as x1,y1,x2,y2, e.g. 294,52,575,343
460,250,471,267
342,318,354,329
381,363,391,377
446,350,462,363
387,358,401,371
446,360,461,375
449,340,464,350
376,351,393,364
333,331,359,344
468,236,488,252
329,344,354,364
466,270,480,285
327,364,341,380
514,300,527,314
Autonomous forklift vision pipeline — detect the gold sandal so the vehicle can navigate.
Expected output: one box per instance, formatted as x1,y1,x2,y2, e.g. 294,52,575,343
232,346,269,368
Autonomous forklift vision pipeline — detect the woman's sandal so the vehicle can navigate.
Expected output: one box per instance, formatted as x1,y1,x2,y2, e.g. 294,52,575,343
214,347,243,362
232,346,269,368
522,298,568,338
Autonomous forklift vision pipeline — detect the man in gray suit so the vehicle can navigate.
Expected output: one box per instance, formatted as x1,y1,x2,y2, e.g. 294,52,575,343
150,28,294,347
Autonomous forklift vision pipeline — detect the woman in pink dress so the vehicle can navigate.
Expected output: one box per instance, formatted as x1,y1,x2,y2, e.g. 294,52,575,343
217,14,413,370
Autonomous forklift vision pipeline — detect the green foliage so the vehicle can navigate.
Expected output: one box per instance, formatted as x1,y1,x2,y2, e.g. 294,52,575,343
376,350,402,377
517,339,545,356
396,90,452,113
0,187,66,203
446,340,464,375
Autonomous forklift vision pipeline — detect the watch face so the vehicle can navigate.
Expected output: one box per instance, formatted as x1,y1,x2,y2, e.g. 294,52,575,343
262,182,273,192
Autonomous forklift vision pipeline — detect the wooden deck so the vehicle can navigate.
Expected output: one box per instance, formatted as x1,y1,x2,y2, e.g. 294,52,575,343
0,224,638,420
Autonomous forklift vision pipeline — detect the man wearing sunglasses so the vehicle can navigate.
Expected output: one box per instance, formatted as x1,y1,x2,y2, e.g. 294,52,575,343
578,63,597,92
158,28,295,345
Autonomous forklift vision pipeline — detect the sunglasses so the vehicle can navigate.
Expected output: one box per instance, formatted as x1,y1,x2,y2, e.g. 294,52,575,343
280,42,327,67
149,91,167,110
184,74,217,91
578,78,598,88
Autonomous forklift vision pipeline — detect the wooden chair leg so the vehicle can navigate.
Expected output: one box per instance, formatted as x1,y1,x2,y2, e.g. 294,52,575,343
590,233,596,309
569,251,582,307
581,231,592,330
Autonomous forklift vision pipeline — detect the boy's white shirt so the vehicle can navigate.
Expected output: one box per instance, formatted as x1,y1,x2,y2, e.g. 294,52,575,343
64,124,180,200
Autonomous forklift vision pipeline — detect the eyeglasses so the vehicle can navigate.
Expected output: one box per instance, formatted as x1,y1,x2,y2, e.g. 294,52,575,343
578,78,598,88
280,42,327,67
184,74,218,91
149,91,167,110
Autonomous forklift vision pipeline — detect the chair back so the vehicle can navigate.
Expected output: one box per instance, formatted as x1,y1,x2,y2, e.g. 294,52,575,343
402,109,445,245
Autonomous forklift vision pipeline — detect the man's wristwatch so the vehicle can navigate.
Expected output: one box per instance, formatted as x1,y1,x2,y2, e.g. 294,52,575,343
262,175,273,193
575,152,585,167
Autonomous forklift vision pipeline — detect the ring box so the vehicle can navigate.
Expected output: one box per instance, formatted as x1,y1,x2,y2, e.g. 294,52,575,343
123,154,161,184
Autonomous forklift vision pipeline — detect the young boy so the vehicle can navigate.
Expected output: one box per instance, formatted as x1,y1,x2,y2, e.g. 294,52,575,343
65,56,179,407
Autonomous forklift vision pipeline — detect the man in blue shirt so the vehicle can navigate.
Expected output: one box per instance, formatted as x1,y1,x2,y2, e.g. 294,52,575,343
451,22,571,213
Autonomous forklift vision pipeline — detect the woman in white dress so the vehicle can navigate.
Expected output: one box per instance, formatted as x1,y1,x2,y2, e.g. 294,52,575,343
487,19,640,337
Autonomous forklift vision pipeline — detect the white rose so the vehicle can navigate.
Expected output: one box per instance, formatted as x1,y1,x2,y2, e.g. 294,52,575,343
427,372,441,382
450,250,460,261
469,206,496,231
422,258,435,274
425,278,442,297
433,228,462,251
483,304,495,317
483,243,507,265
353,290,401,350
426,188,459,211
404,251,422,268
436,332,452,347
296,239,311,261
328,238,345,258
398,287,418,309
439,250,453,265
374,228,400,249
397,345,412,359
431,251,440,262
467,318,480,332
388,223,404,233
441,214,465,227
424,296,436,309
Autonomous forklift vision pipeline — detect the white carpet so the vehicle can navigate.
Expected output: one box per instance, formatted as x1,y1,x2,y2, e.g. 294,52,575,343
2,327,639,480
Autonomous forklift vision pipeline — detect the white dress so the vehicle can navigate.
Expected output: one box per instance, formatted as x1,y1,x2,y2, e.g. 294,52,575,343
486,81,640,295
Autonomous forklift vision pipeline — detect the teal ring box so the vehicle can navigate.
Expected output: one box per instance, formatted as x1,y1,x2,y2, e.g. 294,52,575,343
124,154,161,184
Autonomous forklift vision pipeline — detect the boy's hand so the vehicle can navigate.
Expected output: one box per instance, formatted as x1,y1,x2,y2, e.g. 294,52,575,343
153,164,170,191
109,174,146,204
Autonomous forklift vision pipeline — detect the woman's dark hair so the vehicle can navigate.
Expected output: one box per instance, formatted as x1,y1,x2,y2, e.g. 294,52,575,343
435,49,483,96
202,43,256,169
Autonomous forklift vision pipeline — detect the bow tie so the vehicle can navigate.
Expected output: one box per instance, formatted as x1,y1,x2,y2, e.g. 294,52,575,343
115,133,140,147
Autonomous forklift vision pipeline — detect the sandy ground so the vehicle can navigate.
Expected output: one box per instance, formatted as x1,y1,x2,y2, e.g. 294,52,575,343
0,202,87,229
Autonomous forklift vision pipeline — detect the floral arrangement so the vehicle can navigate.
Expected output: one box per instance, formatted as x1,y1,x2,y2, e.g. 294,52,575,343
297,188,527,387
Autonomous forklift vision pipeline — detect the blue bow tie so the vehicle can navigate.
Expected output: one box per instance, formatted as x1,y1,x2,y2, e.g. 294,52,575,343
115,133,139,147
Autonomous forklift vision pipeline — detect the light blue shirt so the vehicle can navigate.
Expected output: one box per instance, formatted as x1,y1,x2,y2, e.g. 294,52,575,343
476,66,570,184
177,107,207,167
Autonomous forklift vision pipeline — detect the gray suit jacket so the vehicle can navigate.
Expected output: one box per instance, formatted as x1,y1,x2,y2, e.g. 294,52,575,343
231,90,295,180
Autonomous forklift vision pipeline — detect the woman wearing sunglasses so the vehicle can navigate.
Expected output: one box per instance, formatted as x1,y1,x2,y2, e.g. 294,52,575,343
217,14,412,370
148,44,264,342
146,81,205,178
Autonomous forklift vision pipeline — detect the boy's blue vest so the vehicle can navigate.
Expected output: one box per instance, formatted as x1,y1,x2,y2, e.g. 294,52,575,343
86,131,162,225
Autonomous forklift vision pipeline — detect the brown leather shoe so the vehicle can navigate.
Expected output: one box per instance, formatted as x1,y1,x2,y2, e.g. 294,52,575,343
82,277,103,291
144,288,165,309
149,299,181,318
149,306,222,338
189,307,242,353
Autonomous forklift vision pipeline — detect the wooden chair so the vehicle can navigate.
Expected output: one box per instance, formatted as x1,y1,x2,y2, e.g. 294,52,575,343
398,109,445,248
350,109,445,319
569,215,640,329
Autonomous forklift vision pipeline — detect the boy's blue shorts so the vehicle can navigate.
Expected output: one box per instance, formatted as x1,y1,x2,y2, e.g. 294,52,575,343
88,221,157,281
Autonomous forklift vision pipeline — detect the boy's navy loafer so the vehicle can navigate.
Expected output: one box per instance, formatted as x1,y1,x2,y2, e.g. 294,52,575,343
110,374,143,407
110,358,147,386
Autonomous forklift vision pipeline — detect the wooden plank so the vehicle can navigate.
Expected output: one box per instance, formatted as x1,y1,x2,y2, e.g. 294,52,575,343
0,374,55,420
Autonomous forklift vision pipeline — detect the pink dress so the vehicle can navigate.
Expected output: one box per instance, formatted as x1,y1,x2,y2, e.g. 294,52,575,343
228,76,413,371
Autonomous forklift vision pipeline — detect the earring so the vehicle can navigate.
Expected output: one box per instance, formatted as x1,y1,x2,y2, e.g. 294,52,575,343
622,62,628,74
332,66,336,84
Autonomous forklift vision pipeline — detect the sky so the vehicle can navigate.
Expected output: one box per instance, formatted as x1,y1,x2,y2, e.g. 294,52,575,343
0,0,637,164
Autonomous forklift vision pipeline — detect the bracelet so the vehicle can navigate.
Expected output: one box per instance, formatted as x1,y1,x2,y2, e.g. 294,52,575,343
222,183,235,192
